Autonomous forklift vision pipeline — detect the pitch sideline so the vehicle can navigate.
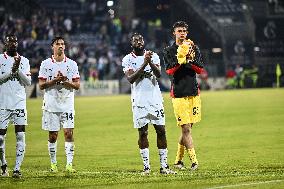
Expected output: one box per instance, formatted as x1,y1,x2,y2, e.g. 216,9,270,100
207,179,284,189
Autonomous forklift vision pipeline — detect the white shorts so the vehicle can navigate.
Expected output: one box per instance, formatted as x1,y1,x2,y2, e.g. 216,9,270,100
42,110,75,131
132,104,165,128
0,109,28,129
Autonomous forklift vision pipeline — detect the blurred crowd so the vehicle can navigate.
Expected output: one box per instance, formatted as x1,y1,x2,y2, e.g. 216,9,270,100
225,64,259,89
0,0,169,83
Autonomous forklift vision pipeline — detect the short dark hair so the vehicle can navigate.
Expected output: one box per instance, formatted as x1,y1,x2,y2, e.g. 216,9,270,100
172,21,189,31
51,36,65,46
130,32,143,42
4,34,17,42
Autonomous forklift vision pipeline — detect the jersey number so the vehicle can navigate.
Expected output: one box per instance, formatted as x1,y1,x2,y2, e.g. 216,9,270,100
15,109,25,117
155,109,165,118
193,107,199,115
65,113,74,120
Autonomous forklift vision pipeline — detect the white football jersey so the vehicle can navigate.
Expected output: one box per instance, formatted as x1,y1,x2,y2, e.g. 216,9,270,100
38,56,80,112
122,51,163,106
0,52,31,110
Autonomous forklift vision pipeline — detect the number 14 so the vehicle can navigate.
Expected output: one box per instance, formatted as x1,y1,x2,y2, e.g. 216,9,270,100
65,113,74,120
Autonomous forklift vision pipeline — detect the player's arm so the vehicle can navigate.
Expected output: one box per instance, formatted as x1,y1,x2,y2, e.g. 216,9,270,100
39,71,66,90
9,56,32,86
163,48,181,75
0,71,11,83
125,67,146,84
175,43,204,74
39,78,55,90
12,56,21,73
17,71,31,86
17,60,31,86
63,78,80,90
0,56,21,82
148,52,161,78
125,53,150,84
188,46,204,74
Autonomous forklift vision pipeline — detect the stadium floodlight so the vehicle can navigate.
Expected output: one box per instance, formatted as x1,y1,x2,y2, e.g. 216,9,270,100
254,47,260,52
212,48,222,53
107,0,114,7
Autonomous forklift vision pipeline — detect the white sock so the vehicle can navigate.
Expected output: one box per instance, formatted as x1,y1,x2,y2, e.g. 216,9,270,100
0,134,7,166
14,132,26,171
158,148,168,168
65,142,74,165
48,141,57,164
140,148,150,170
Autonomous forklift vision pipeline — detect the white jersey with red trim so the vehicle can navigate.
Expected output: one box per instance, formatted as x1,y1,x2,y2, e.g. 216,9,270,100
0,53,31,110
122,51,163,106
38,56,80,112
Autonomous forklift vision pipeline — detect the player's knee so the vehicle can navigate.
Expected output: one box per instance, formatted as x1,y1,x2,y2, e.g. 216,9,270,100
181,125,191,134
139,130,148,139
49,138,57,143
156,128,166,138
0,135,4,146
64,130,73,141
49,132,58,143
15,125,25,133
138,138,149,148
0,129,7,135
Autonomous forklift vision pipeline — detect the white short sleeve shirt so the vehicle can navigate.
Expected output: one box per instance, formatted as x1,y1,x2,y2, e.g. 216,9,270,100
122,51,163,107
0,53,31,110
38,56,80,112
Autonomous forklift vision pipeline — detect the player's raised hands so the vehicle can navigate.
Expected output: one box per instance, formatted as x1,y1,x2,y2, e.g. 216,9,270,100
12,56,21,73
144,50,153,64
54,71,67,82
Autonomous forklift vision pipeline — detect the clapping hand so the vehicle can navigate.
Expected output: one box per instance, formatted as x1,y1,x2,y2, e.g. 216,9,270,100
144,50,153,64
54,71,67,83
12,56,21,73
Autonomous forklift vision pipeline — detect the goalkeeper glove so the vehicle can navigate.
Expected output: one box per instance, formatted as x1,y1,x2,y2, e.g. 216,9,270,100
177,39,195,64
177,44,189,64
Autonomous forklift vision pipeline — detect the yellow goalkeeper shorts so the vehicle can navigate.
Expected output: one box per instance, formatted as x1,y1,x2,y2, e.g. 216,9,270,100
172,95,201,126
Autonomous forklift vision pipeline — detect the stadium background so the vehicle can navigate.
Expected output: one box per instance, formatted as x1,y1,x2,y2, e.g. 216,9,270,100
0,1,284,188
1,0,284,97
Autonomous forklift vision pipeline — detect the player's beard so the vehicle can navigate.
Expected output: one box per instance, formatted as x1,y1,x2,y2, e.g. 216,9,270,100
133,46,144,56
6,48,17,57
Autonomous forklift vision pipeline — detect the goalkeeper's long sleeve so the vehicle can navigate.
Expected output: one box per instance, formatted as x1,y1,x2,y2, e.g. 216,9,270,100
191,46,204,68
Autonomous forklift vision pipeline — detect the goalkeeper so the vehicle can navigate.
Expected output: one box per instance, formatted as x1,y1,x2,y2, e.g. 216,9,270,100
163,21,204,171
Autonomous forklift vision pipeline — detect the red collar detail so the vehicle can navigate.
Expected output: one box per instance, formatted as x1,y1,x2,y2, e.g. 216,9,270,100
4,52,20,59
131,50,146,58
51,55,67,63
131,52,137,58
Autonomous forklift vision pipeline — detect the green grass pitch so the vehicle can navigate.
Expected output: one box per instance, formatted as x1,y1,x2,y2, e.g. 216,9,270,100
0,88,284,188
